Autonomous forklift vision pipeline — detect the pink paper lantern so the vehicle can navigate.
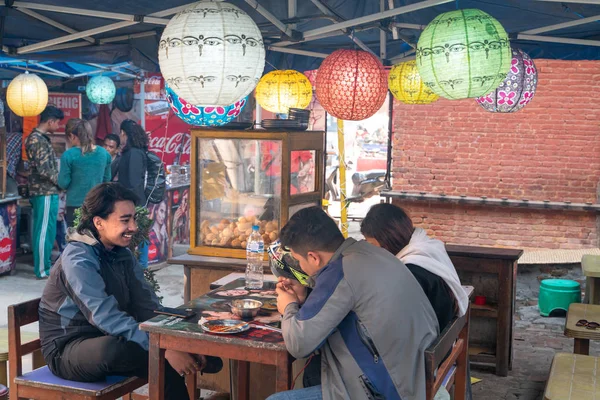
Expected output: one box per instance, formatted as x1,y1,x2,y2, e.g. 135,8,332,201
315,50,387,121
476,48,538,113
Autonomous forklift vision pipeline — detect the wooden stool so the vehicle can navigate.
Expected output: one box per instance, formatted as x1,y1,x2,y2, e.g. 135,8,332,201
544,353,600,399
582,255,600,304
564,303,600,355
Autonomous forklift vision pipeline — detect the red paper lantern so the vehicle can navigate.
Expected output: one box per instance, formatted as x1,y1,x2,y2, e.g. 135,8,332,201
315,49,387,121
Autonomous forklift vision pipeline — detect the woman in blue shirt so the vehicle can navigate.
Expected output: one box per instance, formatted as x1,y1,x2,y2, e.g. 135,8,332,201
58,119,112,226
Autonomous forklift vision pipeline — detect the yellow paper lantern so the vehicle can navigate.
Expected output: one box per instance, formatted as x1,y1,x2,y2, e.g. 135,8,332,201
7,72,48,117
255,70,312,114
388,60,439,105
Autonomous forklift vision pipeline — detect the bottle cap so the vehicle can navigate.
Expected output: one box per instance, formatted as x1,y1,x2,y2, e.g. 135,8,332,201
252,225,259,231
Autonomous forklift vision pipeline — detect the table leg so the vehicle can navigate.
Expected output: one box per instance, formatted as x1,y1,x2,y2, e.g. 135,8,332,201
184,266,191,303
234,360,250,400
186,373,197,400
275,352,293,393
574,338,590,355
149,333,166,400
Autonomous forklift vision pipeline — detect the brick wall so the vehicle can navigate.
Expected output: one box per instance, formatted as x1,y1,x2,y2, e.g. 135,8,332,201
391,59,600,250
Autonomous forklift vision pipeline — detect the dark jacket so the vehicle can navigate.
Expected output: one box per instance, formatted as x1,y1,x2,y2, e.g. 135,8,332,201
118,147,147,205
25,129,60,196
39,229,160,365
110,154,121,182
406,263,455,332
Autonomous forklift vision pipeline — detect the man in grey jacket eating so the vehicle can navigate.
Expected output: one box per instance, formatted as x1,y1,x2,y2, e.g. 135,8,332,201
268,207,439,400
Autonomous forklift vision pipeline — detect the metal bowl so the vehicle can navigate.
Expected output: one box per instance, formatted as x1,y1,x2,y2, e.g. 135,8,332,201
229,299,263,319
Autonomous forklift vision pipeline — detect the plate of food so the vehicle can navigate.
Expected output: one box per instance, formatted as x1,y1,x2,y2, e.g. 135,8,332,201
199,319,250,334
261,299,278,311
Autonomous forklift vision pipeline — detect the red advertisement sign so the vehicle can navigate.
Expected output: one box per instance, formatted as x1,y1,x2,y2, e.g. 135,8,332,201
134,73,165,100
0,201,17,275
146,110,191,167
48,93,82,134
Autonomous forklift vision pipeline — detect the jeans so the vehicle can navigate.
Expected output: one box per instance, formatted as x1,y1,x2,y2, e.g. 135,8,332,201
266,385,322,400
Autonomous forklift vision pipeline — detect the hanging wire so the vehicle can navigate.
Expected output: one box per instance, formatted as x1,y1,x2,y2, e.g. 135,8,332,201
265,60,279,71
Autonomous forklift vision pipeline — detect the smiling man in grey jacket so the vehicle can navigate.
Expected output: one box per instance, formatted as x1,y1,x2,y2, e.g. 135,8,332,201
268,207,439,400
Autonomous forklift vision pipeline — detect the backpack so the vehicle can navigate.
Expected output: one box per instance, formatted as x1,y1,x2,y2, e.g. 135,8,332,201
144,151,166,204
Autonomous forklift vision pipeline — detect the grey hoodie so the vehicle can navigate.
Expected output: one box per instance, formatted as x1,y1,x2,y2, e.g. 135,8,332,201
39,229,160,365
282,238,439,400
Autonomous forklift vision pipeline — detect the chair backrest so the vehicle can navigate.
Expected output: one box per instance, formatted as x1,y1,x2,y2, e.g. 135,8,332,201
8,298,42,381
424,310,470,400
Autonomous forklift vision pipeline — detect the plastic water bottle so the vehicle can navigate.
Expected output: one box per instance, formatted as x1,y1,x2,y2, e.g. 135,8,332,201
245,225,264,289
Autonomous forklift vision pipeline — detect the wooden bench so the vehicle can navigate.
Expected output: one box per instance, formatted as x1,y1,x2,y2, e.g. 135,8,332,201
424,290,472,400
544,352,600,399
8,298,147,400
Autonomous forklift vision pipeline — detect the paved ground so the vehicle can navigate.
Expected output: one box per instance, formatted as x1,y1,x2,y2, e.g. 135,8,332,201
0,195,590,399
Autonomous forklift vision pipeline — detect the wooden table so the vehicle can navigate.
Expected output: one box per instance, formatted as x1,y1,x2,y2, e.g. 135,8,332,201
582,255,600,304
564,303,600,355
140,279,293,400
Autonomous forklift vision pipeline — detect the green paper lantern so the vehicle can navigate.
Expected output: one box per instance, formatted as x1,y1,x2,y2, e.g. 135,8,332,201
86,76,116,104
416,9,511,100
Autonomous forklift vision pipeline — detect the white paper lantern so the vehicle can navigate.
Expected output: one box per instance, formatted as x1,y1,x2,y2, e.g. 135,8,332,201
6,72,48,117
159,0,265,107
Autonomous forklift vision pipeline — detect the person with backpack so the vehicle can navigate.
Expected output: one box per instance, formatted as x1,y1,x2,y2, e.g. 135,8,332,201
118,120,148,206
118,119,166,206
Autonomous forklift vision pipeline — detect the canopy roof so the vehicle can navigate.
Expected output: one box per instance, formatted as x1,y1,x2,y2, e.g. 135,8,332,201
0,0,599,76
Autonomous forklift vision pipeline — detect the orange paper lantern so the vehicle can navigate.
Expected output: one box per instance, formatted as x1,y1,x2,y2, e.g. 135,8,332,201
315,50,387,121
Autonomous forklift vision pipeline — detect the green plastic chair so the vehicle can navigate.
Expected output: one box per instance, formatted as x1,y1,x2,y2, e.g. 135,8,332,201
539,279,581,317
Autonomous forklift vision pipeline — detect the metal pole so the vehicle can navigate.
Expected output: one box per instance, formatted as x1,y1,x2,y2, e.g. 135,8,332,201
337,119,348,238
303,0,453,39
517,34,600,47
244,0,295,37
17,20,137,54
140,76,146,129
268,46,329,58
380,0,387,60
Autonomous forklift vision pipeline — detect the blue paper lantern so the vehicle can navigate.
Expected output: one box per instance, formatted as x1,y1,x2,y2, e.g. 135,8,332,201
86,76,116,104
166,85,247,126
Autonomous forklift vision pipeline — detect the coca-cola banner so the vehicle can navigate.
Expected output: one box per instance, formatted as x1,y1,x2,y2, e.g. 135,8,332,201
0,201,17,275
146,107,191,167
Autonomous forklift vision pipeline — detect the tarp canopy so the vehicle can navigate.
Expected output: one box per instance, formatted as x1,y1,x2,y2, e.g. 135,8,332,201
0,0,599,75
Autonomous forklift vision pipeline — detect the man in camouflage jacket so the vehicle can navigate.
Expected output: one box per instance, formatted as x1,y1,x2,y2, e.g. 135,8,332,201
25,105,64,278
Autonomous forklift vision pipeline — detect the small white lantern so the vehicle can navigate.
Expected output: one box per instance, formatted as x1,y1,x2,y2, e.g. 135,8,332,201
158,0,265,107
6,72,48,117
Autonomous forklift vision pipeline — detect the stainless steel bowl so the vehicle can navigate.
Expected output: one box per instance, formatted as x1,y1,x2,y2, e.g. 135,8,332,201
230,299,263,319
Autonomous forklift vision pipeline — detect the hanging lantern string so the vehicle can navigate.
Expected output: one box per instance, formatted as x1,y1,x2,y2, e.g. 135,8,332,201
265,60,278,71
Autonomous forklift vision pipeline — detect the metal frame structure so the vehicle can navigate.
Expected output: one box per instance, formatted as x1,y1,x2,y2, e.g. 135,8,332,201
0,0,597,69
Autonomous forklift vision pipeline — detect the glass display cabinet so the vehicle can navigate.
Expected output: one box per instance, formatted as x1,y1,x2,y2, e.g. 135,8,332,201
190,129,325,259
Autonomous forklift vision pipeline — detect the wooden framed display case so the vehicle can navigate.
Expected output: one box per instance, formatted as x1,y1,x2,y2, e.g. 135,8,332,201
189,129,325,259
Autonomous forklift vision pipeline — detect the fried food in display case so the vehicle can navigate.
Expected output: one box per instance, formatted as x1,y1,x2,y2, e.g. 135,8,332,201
189,129,325,259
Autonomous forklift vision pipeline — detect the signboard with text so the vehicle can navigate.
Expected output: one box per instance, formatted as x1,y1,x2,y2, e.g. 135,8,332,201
48,93,82,134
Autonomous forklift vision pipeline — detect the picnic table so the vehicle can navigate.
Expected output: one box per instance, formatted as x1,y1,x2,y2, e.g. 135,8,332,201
140,278,293,400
